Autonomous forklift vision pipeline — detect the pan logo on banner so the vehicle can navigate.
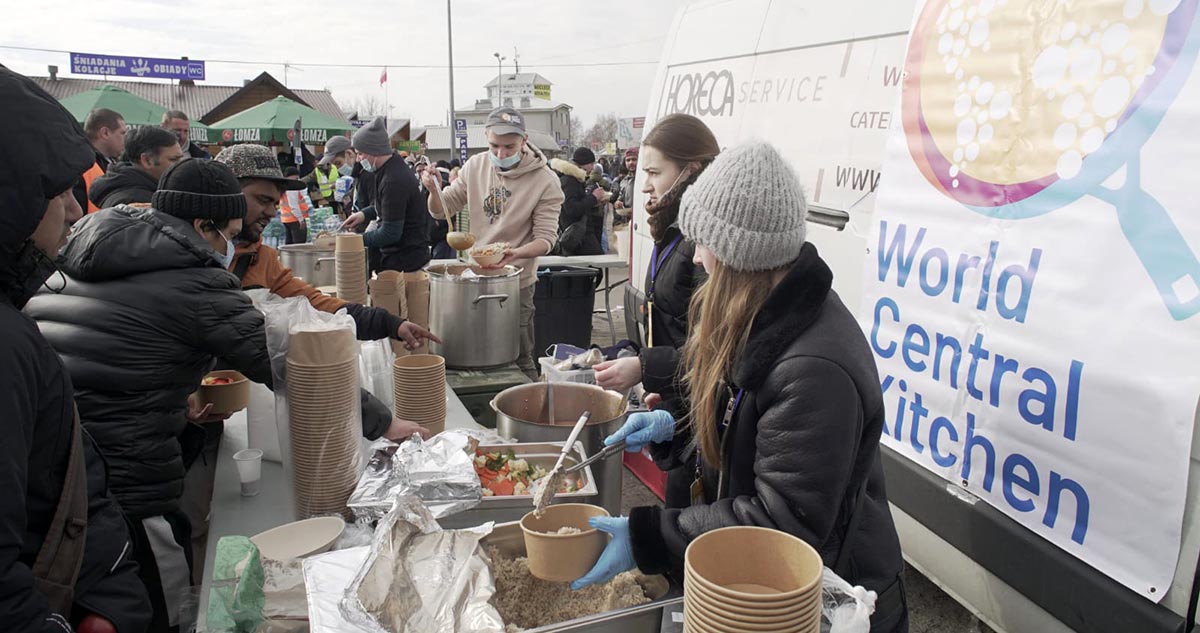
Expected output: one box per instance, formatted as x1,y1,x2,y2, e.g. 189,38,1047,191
864,0,1200,599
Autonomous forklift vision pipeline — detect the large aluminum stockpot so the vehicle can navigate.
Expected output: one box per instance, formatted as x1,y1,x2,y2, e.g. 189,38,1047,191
279,243,338,287
492,382,628,516
428,263,522,369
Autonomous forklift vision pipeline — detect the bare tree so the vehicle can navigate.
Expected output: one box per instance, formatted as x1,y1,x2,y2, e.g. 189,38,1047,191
583,113,620,151
569,115,584,147
343,95,384,119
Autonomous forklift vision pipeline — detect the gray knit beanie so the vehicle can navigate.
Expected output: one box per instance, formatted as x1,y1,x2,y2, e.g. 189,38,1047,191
352,116,392,156
678,140,807,272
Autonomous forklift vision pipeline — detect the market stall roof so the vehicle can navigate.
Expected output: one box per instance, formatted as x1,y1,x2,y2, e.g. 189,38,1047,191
31,72,346,126
57,83,213,143
208,96,355,145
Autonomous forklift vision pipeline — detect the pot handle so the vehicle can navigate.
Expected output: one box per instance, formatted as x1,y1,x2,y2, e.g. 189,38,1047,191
473,293,509,307
314,256,337,270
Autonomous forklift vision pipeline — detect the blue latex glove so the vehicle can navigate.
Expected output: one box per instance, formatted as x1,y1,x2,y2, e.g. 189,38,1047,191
605,410,676,452
571,516,635,590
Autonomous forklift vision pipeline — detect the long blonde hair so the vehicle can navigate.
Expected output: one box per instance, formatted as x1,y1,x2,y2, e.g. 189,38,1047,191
682,259,776,466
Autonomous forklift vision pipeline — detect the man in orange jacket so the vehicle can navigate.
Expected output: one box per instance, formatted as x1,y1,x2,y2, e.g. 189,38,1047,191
214,144,440,350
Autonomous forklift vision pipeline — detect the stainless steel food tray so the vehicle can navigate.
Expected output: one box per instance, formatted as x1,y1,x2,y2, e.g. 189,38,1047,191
483,520,684,633
437,442,600,529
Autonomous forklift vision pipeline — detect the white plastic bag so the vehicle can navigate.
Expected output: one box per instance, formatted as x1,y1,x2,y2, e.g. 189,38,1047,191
822,567,876,633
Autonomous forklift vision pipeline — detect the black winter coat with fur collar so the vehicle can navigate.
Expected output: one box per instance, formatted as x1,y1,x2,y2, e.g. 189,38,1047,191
629,243,905,602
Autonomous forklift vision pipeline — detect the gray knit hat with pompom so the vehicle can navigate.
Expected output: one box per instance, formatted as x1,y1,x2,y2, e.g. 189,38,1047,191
678,140,807,272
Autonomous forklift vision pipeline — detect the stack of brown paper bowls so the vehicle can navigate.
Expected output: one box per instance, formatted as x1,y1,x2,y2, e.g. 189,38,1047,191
684,526,823,633
392,354,446,435
286,327,360,520
335,233,368,305
401,271,430,355
369,272,407,357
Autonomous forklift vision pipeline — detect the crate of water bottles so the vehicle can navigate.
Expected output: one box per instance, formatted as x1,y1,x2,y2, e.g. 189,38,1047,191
538,344,597,385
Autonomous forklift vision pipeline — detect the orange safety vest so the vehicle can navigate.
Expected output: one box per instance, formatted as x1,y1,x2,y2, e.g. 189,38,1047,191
279,189,311,224
82,161,105,214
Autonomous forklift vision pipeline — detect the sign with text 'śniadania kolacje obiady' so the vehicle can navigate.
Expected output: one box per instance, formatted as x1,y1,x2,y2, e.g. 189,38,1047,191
70,52,205,81
862,0,1200,601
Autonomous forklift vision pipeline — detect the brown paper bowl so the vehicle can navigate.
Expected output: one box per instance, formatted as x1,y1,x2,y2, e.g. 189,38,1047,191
335,233,364,252
393,354,445,370
685,600,815,633
685,526,822,603
289,329,357,366
686,569,820,616
418,419,445,436
686,575,821,622
196,370,250,414
520,503,610,582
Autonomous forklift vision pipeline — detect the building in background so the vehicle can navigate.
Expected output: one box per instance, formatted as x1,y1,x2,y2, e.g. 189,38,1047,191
424,71,572,161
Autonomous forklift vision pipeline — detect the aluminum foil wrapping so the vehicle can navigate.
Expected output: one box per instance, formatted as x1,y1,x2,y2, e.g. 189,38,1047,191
339,496,505,633
348,430,509,522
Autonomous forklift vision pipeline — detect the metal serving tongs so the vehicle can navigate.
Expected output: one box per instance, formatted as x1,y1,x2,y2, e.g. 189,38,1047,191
532,410,590,516
563,439,627,475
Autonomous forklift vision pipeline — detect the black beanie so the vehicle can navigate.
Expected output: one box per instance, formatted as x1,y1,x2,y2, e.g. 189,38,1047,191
572,147,596,166
151,159,247,221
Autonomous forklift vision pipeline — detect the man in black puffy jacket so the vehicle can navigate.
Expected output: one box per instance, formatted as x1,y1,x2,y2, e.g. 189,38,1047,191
25,158,400,631
26,159,265,631
0,65,151,633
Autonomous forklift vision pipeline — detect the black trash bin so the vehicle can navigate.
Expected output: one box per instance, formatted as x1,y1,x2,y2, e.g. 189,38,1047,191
533,266,602,359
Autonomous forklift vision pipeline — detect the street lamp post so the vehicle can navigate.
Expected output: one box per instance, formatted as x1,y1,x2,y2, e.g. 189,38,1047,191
493,52,506,106
448,0,456,144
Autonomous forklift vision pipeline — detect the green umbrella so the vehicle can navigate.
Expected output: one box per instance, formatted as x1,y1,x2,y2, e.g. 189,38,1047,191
58,84,166,127
208,96,354,145
58,84,212,143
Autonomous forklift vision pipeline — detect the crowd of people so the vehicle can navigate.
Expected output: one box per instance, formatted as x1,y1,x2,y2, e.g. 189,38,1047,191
3,58,908,633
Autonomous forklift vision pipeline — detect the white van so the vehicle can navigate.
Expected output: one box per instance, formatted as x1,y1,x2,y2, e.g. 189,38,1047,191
627,2,1200,632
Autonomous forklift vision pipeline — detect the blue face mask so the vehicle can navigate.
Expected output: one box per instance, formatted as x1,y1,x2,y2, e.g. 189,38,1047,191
360,158,375,173
213,231,235,269
339,163,354,177
488,150,522,170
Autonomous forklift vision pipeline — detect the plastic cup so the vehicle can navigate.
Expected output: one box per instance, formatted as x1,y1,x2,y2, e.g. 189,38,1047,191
233,448,264,497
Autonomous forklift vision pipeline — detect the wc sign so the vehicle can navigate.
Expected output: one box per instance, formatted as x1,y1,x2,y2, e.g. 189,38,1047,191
70,52,205,81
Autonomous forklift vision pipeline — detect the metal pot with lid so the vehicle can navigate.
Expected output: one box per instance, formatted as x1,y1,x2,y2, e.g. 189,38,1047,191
491,382,628,515
279,243,336,287
428,263,523,369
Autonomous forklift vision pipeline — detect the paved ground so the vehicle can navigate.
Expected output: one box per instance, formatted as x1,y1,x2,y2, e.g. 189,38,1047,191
587,268,994,633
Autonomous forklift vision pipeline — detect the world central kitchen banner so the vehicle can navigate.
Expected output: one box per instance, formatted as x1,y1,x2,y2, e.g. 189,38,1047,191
863,0,1200,599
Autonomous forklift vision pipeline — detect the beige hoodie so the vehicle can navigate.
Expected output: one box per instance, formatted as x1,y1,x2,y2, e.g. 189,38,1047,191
432,143,564,288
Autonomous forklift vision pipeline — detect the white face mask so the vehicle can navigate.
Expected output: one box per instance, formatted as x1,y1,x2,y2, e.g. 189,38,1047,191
360,158,375,173
213,230,235,269
339,163,353,177
488,150,522,170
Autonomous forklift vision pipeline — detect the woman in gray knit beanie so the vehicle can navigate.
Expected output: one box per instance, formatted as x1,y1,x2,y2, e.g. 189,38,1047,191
576,140,909,632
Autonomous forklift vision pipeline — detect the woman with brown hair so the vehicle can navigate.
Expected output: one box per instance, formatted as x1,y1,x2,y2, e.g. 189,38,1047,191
594,114,719,504
574,140,908,632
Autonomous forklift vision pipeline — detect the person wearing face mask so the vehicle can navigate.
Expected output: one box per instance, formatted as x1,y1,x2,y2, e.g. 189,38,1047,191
594,114,719,505
306,135,355,218
340,117,432,274
422,106,563,378
573,141,908,632
0,64,152,633
24,158,279,632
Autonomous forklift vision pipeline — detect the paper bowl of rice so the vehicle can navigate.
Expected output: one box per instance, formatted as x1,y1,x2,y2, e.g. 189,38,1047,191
470,242,509,267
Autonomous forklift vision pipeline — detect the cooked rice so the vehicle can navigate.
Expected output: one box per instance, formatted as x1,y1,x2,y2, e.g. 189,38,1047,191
553,527,582,535
490,548,650,631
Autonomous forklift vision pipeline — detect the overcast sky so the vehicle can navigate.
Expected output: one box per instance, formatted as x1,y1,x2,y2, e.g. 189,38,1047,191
0,0,692,128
